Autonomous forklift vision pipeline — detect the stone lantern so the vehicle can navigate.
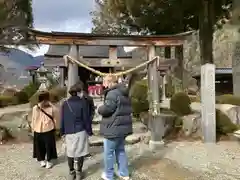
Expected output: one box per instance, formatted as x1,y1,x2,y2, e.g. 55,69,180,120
36,62,50,91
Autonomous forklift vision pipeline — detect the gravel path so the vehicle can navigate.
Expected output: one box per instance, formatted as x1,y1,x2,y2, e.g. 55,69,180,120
0,103,30,118
165,141,240,180
0,141,240,180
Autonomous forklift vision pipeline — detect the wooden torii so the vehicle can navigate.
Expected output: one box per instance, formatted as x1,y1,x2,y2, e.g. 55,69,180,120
11,28,193,149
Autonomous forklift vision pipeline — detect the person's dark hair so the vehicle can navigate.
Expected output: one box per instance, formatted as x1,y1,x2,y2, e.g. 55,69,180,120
38,91,50,108
69,82,83,96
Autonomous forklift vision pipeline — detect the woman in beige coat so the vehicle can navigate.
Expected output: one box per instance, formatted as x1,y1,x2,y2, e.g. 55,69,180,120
31,91,59,169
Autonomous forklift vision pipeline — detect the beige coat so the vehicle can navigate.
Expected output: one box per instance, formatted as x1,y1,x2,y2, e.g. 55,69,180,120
31,103,60,133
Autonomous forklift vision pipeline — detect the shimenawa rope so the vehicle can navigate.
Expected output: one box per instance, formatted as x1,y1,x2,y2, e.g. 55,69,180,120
63,55,159,77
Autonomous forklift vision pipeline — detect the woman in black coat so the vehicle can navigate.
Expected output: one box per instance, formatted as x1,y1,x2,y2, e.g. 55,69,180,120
60,84,93,180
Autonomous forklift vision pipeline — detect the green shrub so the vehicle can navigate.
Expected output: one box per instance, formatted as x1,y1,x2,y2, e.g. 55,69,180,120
29,87,67,107
216,94,240,105
189,95,201,102
160,108,174,114
49,87,67,103
216,109,238,135
1,88,17,96
14,91,29,104
0,96,14,107
130,79,163,116
130,79,149,116
170,92,192,116
22,82,40,99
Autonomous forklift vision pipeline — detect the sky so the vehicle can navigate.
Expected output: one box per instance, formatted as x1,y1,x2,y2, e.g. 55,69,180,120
19,0,95,56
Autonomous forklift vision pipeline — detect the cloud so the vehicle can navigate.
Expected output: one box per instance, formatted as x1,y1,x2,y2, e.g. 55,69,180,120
24,0,95,56
32,0,95,31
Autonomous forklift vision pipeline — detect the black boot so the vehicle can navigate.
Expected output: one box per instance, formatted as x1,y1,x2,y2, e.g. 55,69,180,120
76,171,83,180
68,157,75,180
69,170,76,180
75,157,84,180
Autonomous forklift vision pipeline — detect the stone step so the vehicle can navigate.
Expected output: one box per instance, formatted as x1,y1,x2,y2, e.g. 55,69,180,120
92,122,147,136
89,132,149,146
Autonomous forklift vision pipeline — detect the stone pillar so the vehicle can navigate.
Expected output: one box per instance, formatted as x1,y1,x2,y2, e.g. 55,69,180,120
201,63,216,143
170,46,175,59
232,42,240,96
67,45,79,95
162,75,166,100
147,46,164,150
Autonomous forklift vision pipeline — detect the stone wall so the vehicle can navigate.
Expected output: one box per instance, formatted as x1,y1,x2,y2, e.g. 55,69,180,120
183,25,238,75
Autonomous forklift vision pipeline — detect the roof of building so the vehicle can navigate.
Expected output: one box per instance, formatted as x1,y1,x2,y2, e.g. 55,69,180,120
215,68,232,74
29,29,194,39
193,68,232,77
45,45,132,58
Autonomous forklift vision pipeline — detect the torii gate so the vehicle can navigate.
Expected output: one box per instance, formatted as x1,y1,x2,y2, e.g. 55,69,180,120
5,28,193,149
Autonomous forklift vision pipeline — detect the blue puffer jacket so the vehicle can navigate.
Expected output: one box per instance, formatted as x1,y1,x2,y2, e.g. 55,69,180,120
98,84,133,139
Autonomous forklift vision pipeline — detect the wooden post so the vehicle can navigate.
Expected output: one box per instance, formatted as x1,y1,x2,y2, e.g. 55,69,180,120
67,45,79,96
175,45,184,90
159,47,165,101
169,46,176,95
59,67,65,87
148,45,164,150
109,46,118,73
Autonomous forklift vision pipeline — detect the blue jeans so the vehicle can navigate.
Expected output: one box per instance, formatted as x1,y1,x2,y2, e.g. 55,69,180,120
103,138,129,180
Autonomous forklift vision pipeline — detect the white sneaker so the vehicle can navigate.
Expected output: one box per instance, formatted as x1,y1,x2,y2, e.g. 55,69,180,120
40,161,46,167
45,161,53,169
119,176,130,180
101,172,110,180
116,173,131,180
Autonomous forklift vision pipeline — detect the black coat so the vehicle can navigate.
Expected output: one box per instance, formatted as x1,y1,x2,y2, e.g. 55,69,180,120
82,92,95,120
98,84,133,139
60,96,93,136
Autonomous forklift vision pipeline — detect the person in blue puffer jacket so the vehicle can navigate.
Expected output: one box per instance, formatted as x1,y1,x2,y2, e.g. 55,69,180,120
98,75,133,180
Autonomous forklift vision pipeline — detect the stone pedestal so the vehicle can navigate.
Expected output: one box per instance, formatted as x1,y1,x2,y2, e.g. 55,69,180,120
149,140,165,150
149,114,176,150
201,63,216,143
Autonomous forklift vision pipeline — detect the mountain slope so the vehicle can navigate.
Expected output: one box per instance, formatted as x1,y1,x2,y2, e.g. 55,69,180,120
0,48,43,89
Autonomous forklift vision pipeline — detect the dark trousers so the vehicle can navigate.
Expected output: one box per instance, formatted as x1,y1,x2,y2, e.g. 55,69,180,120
33,130,58,161
68,156,84,172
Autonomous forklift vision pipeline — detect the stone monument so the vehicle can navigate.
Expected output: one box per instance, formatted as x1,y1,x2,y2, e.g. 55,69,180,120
201,63,216,143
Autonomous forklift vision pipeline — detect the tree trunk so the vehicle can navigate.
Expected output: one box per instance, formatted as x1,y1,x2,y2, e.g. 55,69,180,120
231,0,240,96
199,0,214,65
231,0,240,24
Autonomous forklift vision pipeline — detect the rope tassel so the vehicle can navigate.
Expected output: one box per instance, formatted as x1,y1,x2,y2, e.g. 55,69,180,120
63,55,160,77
